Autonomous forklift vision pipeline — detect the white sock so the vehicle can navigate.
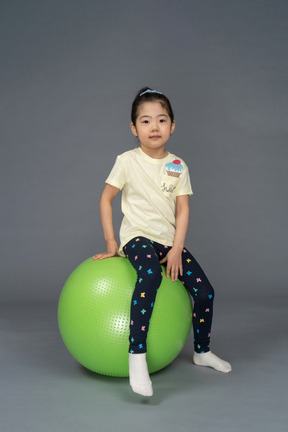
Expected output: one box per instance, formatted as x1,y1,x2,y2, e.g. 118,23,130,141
193,351,232,373
129,353,153,397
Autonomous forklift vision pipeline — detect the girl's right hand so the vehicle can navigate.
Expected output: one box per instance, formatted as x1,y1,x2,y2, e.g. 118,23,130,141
92,239,120,260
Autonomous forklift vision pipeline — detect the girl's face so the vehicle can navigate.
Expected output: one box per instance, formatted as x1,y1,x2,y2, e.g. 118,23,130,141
130,101,175,158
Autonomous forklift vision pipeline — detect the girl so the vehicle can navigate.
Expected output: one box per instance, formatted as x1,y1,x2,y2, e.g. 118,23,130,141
93,87,232,397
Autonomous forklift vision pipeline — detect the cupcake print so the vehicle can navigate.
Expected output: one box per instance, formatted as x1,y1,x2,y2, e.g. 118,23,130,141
165,159,183,177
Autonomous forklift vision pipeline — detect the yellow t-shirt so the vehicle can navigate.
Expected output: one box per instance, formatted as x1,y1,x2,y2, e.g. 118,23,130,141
105,147,193,256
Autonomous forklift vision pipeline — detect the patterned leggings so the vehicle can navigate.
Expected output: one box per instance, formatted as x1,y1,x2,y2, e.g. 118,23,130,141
124,236,215,354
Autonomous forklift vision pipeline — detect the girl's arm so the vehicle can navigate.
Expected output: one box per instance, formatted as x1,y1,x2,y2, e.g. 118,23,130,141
93,184,120,260
160,194,190,281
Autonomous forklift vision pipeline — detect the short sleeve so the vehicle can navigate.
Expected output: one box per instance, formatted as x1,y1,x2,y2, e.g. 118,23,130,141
175,164,193,196
105,155,126,190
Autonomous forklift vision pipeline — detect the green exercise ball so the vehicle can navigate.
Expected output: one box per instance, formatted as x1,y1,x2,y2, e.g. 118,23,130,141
58,256,192,377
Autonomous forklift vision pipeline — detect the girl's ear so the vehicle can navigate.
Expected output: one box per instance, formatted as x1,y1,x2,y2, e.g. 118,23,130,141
130,122,138,137
170,120,175,135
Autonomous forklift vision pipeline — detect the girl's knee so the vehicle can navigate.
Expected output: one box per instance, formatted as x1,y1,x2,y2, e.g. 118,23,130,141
197,283,214,302
144,264,163,288
133,260,163,294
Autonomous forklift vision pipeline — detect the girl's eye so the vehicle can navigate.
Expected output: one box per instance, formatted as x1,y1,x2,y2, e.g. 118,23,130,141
160,119,166,123
142,120,149,124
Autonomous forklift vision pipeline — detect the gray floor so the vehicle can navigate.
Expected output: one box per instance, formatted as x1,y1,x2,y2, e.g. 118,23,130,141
1,296,287,432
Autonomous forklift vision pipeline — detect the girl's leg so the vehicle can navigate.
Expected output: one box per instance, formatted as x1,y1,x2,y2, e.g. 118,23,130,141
178,247,232,373
125,236,163,354
178,247,214,354
124,236,163,396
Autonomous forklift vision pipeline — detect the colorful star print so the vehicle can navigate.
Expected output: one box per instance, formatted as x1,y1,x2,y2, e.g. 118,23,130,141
125,236,213,356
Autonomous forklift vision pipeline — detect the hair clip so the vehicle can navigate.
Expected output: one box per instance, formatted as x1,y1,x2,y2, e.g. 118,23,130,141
139,89,163,97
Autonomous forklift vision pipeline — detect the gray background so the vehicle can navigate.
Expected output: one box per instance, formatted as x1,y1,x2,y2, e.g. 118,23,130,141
1,1,287,431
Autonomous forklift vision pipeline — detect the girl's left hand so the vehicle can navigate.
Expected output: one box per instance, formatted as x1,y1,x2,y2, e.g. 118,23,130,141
160,247,183,282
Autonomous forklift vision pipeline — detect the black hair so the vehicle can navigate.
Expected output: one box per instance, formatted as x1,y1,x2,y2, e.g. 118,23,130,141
131,87,174,125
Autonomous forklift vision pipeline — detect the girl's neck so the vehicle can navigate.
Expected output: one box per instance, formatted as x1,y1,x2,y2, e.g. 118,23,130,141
139,145,169,160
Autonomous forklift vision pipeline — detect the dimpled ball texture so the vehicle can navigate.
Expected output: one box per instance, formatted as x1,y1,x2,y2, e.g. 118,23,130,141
58,257,192,377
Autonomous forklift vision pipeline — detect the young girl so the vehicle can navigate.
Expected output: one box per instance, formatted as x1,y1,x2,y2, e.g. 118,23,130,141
93,87,232,397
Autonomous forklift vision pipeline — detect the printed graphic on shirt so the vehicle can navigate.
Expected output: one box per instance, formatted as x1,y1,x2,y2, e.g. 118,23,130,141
160,159,183,194
161,180,177,194
165,159,183,177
